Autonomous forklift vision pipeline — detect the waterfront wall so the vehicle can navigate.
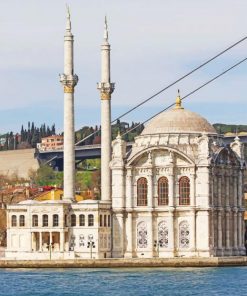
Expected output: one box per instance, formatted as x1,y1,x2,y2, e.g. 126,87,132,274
0,257,246,268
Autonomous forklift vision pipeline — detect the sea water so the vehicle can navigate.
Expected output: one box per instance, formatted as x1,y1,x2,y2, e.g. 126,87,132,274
1,267,246,296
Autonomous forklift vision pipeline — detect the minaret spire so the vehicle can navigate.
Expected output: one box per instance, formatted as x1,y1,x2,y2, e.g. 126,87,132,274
104,15,108,41
66,4,71,32
60,6,78,201
97,18,115,202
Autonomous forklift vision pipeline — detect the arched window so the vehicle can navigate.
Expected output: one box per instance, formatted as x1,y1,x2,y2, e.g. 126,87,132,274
32,215,38,227
179,221,190,248
19,215,25,227
158,177,169,206
71,214,76,227
88,214,94,226
137,222,148,248
137,177,148,206
179,176,190,205
79,214,85,226
11,215,17,227
64,215,68,227
53,214,59,227
158,221,168,248
42,214,48,227
99,215,103,227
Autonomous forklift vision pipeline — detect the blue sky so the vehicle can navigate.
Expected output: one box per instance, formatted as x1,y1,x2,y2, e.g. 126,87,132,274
0,0,247,134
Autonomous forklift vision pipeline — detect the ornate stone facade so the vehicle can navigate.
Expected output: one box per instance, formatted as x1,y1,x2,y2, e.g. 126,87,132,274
110,98,246,258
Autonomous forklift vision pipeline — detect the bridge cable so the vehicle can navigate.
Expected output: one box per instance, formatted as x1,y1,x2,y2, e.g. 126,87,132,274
120,56,247,137
75,36,247,146
111,36,247,123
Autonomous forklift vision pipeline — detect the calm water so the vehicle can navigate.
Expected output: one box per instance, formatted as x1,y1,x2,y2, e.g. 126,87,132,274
1,267,247,296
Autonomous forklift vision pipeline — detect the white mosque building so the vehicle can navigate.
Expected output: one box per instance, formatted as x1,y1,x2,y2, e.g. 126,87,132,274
5,10,246,260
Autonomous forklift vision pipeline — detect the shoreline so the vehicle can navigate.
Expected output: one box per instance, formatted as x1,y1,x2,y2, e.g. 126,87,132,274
0,257,246,268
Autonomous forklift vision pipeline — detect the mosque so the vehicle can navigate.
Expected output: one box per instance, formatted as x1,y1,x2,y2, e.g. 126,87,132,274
5,10,246,259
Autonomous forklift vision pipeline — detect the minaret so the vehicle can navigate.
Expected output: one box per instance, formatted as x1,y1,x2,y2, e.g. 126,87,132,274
97,17,115,202
60,6,78,201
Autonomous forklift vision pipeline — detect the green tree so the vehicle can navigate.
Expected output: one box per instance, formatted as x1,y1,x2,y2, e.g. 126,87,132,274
35,165,56,186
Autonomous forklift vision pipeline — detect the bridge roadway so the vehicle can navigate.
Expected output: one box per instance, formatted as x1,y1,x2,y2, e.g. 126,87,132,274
35,135,247,171
36,143,133,171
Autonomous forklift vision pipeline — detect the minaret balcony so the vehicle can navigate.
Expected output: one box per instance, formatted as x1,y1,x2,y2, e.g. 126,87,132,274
60,74,79,88
97,82,115,93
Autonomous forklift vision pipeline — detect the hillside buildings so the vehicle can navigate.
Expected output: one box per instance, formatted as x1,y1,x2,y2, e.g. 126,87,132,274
5,9,246,260
37,135,63,151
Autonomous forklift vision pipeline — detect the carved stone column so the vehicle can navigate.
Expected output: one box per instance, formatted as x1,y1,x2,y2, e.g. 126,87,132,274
168,172,174,207
39,232,42,252
217,209,222,252
60,231,64,252
147,212,154,257
190,209,196,253
225,210,230,251
218,175,222,207
190,172,196,207
233,174,238,206
238,211,242,250
233,209,238,253
117,212,124,257
126,168,133,209
238,171,243,207
225,173,230,207
168,209,175,254
147,171,153,208
124,212,133,258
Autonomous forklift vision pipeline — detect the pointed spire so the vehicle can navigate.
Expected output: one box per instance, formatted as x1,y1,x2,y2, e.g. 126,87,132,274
116,130,121,140
175,89,184,109
66,4,71,32
104,15,109,41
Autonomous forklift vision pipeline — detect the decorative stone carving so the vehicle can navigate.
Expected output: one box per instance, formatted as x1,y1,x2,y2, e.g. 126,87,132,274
79,234,85,247
137,222,147,248
230,136,245,164
111,134,126,164
158,221,168,248
179,221,190,249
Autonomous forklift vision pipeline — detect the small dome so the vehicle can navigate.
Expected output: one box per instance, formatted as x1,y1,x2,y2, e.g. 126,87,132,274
142,101,217,135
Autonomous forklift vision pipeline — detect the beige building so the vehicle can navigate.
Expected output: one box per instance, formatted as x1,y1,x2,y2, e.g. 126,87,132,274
37,135,63,151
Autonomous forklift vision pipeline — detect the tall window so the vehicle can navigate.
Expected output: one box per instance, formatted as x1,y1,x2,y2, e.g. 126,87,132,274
11,215,17,227
88,214,94,226
100,215,103,227
53,214,59,227
104,215,107,227
71,214,76,227
19,215,25,227
108,215,111,227
32,215,38,227
158,177,169,206
137,177,148,206
64,215,68,227
179,176,190,205
79,214,85,226
42,214,48,227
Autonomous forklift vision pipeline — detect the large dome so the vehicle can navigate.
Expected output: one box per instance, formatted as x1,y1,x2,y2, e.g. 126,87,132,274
142,98,217,135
